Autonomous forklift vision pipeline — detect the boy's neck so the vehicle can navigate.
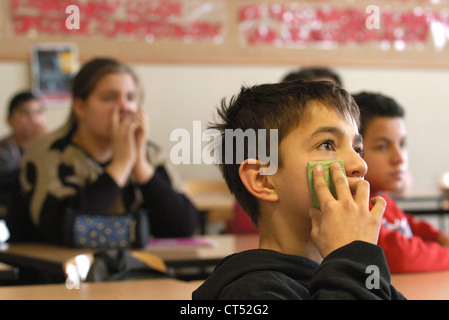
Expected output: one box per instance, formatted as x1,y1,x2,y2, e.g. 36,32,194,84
257,211,323,263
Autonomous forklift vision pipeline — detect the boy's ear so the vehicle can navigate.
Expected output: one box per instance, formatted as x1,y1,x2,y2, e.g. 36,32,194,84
239,159,278,202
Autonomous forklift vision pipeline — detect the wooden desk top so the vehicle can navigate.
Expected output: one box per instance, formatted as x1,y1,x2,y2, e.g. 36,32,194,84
5,270,449,300
391,270,449,300
0,235,259,282
0,234,259,263
0,278,202,300
142,234,259,261
4,236,449,300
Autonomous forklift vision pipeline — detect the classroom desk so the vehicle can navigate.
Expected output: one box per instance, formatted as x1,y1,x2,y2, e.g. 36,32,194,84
0,234,259,283
4,271,449,300
391,270,449,300
3,243,449,300
0,278,203,300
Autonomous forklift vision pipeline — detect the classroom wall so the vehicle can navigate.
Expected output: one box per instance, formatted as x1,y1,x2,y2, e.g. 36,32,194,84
1,61,448,195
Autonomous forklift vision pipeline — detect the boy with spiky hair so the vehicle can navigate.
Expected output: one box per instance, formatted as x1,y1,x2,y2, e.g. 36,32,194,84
193,80,404,300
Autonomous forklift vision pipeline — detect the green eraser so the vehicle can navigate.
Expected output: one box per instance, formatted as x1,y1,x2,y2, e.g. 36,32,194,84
307,160,346,210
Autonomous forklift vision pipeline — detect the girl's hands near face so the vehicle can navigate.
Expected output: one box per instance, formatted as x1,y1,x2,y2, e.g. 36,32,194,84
106,106,139,187
134,107,149,158
309,161,386,259
106,106,155,187
132,107,155,185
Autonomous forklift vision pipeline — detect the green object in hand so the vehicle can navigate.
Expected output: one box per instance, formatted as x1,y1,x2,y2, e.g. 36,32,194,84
308,160,346,210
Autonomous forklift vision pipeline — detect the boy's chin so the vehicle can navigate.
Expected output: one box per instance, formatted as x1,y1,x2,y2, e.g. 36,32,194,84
383,183,406,195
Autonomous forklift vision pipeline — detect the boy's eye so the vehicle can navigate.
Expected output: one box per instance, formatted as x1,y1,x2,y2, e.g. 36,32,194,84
102,95,116,102
374,144,388,152
317,140,334,151
354,147,364,157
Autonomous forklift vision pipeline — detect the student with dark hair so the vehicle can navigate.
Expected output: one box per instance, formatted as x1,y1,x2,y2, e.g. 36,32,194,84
230,67,343,234
281,67,343,86
354,91,449,273
0,91,48,217
0,92,47,172
7,58,199,244
193,80,404,300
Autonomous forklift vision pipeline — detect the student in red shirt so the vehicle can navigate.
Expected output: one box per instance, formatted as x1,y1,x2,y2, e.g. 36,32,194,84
354,92,449,273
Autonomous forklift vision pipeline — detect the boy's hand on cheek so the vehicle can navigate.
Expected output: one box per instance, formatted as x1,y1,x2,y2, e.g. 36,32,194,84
309,162,386,259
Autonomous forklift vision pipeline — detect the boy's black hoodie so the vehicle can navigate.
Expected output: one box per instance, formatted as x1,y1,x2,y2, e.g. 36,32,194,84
193,241,405,300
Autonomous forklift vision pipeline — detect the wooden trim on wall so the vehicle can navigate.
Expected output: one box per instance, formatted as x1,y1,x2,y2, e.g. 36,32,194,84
1,0,449,68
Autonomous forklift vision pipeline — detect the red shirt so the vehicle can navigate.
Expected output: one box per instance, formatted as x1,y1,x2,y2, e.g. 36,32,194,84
233,193,449,273
376,193,449,273
230,201,258,234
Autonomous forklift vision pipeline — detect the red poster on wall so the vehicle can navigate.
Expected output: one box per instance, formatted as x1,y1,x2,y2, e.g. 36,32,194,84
239,2,449,51
9,0,225,43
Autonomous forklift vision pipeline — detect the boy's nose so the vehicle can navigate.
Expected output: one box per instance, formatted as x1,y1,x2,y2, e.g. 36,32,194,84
30,112,42,123
391,144,407,165
26,111,38,123
344,151,368,178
